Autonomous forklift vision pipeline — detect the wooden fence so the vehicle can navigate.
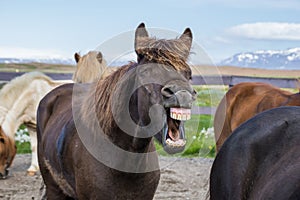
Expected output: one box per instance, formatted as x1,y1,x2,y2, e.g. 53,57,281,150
0,72,299,89
192,75,299,88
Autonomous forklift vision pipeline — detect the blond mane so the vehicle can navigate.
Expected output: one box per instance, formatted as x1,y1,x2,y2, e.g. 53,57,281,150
73,51,110,83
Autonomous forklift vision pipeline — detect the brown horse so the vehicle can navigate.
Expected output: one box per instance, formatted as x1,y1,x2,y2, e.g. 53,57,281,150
214,82,300,151
0,127,16,179
210,106,300,199
73,51,112,83
37,23,196,199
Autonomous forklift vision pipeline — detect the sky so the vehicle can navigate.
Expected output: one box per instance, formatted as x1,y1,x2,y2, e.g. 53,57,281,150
1,0,300,64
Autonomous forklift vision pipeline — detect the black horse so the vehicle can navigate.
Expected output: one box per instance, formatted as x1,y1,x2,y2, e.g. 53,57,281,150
37,23,196,199
210,106,300,200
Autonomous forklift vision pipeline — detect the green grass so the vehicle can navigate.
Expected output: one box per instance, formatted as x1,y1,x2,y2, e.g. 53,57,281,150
16,141,31,154
193,85,227,107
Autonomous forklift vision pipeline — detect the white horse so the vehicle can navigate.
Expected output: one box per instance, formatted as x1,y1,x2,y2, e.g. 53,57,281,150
0,71,70,175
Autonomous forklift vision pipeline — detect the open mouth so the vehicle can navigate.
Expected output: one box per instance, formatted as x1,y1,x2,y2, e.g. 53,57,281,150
162,107,191,154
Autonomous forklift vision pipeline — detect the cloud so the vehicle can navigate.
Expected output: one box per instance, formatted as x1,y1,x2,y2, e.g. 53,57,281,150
226,22,300,41
204,0,300,9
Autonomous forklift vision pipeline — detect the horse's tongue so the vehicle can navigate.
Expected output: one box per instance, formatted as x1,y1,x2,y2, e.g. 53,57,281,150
170,108,191,121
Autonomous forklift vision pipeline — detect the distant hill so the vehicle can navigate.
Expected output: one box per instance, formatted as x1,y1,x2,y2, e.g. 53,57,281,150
220,48,300,70
0,57,75,65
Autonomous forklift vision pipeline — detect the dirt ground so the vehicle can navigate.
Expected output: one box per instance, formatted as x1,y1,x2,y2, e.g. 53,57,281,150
0,154,213,200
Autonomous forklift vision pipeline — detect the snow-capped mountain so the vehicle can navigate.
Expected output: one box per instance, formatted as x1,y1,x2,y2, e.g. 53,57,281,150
0,57,75,65
220,48,300,70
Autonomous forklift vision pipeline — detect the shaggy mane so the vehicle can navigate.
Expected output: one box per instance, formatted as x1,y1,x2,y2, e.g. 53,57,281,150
136,37,191,74
80,63,134,134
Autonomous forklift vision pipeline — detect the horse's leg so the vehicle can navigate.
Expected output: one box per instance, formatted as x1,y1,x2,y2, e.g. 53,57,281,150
39,160,75,200
27,126,39,175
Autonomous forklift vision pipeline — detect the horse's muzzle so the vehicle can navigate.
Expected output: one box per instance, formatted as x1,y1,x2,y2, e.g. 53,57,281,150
162,86,196,108
0,168,9,179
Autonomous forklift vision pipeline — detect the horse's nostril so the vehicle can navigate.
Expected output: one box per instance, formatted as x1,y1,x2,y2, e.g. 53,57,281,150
192,89,197,100
161,86,175,98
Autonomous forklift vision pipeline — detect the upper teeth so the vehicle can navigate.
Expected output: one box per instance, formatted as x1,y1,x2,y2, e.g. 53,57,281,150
170,108,191,121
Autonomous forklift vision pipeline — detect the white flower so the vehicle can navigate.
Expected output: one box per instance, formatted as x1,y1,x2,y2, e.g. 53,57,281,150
15,129,30,143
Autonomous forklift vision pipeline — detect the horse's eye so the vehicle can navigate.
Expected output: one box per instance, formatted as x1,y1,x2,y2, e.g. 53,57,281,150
0,138,5,144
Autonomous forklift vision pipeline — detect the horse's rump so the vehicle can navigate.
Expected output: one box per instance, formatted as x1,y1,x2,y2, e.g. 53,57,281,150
210,106,300,200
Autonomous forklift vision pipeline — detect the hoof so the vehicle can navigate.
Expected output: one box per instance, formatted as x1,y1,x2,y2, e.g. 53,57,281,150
27,170,37,176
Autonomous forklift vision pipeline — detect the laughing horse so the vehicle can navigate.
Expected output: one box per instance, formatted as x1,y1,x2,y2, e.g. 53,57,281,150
37,23,196,199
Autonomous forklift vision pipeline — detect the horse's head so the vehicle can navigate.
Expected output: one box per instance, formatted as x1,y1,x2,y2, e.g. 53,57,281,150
133,23,196,154
0,127,16,179
73,51,107,83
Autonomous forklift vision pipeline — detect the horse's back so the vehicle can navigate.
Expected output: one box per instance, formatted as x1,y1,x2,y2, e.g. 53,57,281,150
214,82,294,151
37,83,74,137
210,106,300,200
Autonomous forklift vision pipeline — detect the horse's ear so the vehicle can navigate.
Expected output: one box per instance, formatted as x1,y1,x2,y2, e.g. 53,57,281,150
74,52,81,63
179,28,193,59
135,23,149,54
96,52,103,64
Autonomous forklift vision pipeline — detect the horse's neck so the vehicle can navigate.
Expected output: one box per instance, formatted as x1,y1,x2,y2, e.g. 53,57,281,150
1,111,22,139
1,88,37,138
0,106,8,124
107,126,153,153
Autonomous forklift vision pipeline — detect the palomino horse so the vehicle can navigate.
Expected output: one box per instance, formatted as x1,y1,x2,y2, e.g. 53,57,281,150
37,23,196,199
210,106,300,199
0,72,68,176
73,51,113,83
0,127,16,179
214,82,300,152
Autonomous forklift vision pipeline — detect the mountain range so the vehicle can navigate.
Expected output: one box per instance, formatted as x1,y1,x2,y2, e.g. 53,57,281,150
1,48,300,70
0,57,75,65
220,48,300,70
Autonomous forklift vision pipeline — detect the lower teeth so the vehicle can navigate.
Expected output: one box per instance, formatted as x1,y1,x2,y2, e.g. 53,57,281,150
166,138,186,147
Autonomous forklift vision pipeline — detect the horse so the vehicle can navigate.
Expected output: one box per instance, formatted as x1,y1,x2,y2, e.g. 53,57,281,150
214,82,300,152
73,51,113,83
210,106,300,200
0,71,69,176
37,22,196,199
0,127,16,179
